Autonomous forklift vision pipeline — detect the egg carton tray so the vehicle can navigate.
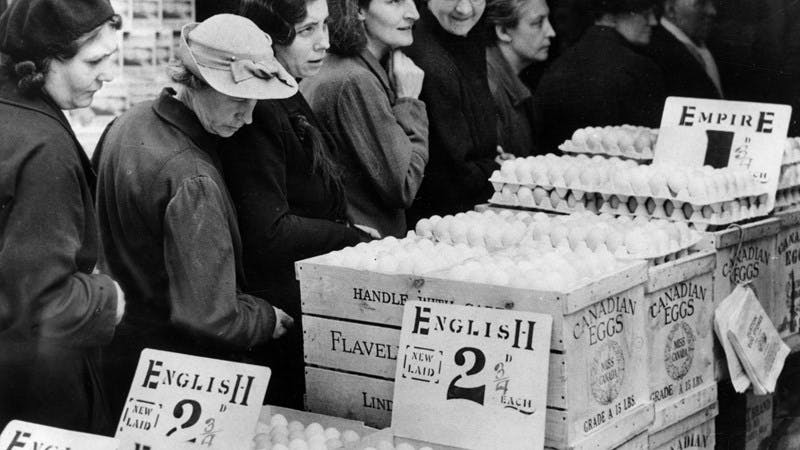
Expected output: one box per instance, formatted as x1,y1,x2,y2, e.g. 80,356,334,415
489,187,770,232
489,176,764,207
558,140,654,161
775,187,800,211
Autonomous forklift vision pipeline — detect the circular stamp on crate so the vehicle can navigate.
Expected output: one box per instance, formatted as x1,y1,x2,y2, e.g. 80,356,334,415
664,321,696,380
590,340,625,405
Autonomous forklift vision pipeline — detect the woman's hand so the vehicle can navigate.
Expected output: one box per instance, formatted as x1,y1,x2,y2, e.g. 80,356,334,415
494,145,515,165
272,306,294,339
389,50,425,100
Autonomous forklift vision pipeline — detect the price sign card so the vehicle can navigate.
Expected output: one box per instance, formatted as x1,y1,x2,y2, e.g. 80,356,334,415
391,301,552,450
116,349,270,449
654,97,791,210
0,420,119,449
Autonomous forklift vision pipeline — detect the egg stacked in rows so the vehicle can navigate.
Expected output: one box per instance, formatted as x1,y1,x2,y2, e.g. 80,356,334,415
559,125,658,159
252,413,362,450
776,137,800,210
322,235,487,275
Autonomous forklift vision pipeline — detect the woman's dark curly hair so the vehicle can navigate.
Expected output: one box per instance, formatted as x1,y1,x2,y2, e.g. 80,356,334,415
239,0,309,46
328,0,370,56
239,0,347,200
485,0,531,34
0,15,122,96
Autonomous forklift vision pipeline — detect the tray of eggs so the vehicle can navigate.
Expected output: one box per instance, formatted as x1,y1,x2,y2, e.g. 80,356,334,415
488,154,770,230
558,125,657,161
775,137,800,211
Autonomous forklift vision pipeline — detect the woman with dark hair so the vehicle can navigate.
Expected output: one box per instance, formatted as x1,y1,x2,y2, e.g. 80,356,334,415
301,0,428,238
404,0,502,225
225,0,368,408
485,0,555,157
0,0,124,433
534,0,665,151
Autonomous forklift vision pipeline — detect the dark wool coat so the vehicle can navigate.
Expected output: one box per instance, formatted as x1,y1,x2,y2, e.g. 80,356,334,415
535,25,667,152
0,74,119,434
644,24,723,100
220,92,364,408
94,89,277,421
302,49,429,239
404,7,499,225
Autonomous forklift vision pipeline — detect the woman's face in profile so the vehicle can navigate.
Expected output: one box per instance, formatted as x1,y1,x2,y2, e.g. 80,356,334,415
44,23,119,110
274,0,331,79
615,8,658,46
428,0,486,37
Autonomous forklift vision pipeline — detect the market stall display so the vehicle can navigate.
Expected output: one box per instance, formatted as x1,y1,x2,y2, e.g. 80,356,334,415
559,126,657,161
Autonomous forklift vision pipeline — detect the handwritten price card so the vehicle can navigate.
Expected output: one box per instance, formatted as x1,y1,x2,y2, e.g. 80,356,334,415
392,302,552,450
654,97,791,211
0,420,119,449
115,349,270,449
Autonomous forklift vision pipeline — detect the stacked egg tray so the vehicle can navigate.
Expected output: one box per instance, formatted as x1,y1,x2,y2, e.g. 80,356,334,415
775,137,800,211
558,125,657,161
489,181,769,231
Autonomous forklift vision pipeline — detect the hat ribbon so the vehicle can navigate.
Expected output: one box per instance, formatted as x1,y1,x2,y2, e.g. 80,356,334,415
188,38,294,87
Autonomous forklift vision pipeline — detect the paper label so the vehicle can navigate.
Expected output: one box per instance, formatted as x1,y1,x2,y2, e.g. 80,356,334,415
392,302,552,450
115,349,270,450
654,97,791,211
0,420,119,449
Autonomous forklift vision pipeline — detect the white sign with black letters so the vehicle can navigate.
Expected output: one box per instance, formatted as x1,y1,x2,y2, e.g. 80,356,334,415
115,349,270,449
392,302,552,450
654,97,791,211
0,420,119,449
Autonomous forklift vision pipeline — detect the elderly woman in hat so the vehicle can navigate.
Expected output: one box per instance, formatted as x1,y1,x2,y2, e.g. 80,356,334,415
94,14,295,421
221,0,371,409
301,0,429,239
0,0,124,433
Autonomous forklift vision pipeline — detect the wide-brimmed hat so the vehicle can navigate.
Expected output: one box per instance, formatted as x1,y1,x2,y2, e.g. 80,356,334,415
176,14,298,100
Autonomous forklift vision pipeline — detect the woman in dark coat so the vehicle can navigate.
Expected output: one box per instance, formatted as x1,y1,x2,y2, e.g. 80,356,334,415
534,0,665,152
302,0,429,239
404,0,502,225
224,0,368,409
0,0,124,433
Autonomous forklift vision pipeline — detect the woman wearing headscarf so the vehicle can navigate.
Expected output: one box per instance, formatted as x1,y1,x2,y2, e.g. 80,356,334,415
404,0,502,225
534,0,665,152
224,0,369,408
301,0,428,238
0,0,124,433
485,0,555,157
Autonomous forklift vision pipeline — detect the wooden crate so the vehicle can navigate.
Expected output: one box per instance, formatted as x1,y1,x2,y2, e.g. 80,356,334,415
650,415,716,450
644,250,717,430
298,259,653,449
773,209,800,339
716,380,774,450
304,367,652,450
697,217,780,319
696,217,780,379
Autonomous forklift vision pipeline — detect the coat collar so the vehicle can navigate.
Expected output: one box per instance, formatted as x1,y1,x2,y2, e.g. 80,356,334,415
356,48,395,104
152,88,221,157
0,74,81,147
486,44,531,107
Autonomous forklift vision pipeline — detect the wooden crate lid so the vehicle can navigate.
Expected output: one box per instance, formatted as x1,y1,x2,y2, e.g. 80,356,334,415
697,217,781,249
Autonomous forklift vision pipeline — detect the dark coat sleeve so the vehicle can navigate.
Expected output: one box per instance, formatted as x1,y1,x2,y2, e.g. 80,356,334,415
0,139,118,346
162,175,276,348
225,109,364,271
